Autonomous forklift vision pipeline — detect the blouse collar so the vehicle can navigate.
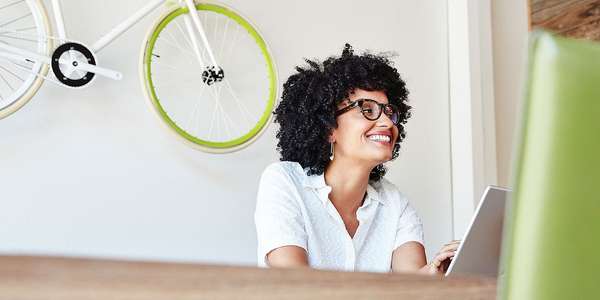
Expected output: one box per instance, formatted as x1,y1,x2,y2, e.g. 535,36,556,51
301,169,386,207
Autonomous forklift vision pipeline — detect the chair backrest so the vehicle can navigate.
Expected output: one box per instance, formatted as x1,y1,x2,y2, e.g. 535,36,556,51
498,30,600,300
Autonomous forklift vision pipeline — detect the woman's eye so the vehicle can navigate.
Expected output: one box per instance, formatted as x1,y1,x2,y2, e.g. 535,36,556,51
362,109,373,113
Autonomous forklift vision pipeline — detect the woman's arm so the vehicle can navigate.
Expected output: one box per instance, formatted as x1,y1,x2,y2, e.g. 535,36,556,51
391,240,461,275
266,245,309,268
391,241,427,273
255,163,309,268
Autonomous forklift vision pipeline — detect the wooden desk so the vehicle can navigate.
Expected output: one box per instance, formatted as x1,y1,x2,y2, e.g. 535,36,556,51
0,255,496,299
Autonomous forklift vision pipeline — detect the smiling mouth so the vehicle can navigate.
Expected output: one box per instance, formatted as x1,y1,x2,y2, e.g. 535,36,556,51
366,134,392,144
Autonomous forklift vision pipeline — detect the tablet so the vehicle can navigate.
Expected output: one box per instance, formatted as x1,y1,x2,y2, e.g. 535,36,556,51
445,185,511,277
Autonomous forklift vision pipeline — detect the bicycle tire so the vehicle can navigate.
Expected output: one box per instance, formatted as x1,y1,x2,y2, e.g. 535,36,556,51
0,0,52,119
140,2,277,153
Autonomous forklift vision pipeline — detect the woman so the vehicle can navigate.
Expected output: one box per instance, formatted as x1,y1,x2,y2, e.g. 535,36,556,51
254,44,459,275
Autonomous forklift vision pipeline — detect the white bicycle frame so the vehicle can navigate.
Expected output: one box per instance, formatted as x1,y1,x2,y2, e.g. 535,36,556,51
0,0,219,82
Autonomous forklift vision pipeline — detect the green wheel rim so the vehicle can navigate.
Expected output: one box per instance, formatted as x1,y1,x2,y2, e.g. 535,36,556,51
143,4,277,149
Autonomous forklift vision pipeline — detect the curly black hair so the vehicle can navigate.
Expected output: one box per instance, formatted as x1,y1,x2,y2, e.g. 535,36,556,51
273,44,411,183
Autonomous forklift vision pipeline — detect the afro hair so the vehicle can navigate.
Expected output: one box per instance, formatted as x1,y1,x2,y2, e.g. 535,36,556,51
273,44,411,182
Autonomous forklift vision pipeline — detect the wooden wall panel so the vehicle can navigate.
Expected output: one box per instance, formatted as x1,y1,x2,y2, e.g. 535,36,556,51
531,0,600,41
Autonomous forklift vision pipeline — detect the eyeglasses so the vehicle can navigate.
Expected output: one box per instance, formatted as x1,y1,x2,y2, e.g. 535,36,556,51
335,98,401,126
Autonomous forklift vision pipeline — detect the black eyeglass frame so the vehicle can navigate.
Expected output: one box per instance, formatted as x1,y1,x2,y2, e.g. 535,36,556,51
334,98,401,126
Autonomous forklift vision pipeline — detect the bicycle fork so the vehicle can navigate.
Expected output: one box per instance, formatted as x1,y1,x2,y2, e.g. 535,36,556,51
179,0,224,85
180,0,219,69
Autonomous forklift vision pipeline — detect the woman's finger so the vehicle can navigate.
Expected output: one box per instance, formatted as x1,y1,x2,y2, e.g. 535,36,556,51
428,253,455,274
439,243,460,253
432,250,456,263
430,250,457,272
433,251,456,264
443,240,461,247
435,250,455,261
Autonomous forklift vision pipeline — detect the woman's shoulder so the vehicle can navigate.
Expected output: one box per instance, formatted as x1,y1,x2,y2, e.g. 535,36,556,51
260,161,307,184
262,161,304,175
256,161,307,209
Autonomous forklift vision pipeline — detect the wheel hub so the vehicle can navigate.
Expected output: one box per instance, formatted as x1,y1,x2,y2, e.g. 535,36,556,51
202,66,224,85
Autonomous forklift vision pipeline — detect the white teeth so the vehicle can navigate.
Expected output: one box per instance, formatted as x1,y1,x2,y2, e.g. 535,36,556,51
367,135,391,143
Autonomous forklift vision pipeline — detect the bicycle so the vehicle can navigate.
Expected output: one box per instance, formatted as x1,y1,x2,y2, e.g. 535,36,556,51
0,0,278,153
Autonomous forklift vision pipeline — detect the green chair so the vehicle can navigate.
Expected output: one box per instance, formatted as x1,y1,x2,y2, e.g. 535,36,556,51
498,30,600,299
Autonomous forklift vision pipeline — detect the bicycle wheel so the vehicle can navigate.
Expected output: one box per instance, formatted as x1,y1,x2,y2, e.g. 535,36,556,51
141,3,277,153
0,0,52,119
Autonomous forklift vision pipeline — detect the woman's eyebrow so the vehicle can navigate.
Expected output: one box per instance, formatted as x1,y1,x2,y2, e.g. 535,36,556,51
361,98,390,105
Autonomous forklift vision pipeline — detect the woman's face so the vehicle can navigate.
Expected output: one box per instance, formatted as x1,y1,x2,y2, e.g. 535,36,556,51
332,88,399,166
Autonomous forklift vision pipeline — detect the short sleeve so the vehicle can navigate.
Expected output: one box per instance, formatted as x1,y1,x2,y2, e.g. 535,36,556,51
393,196,425,250
254,163,308,267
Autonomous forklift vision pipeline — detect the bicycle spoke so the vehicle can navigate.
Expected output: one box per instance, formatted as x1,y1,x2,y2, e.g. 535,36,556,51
167,29,194,60
214,84,233,139
173,18,208,71
205,85,222,139
224,78,256,127
158,23,210,78
161,30,197,63
200,11,212,64
0,69,15,90
0,33,39,43
223,24,239,66
154,77,199,88
162,29,187,54
209,85,236,140
159,40,196,65
210,90,222,141
212,12,218,56
0,0,25,11
0,12,31,28
187,81,212,134
153,66,204,84
174,19,193,53
0,64,24,81
153,63,192,74
190,11,210,66
217,17,229,62
207,88,219,140
0,28,48,41
8,59,33,71
0,26,36,33
189,86,211,132
1,57,29,71
1,57,61,86
187,80,209,134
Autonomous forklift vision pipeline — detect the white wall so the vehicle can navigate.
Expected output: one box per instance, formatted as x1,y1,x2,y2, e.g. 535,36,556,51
0,0,452,266
491,0,529,187
446,0,499,239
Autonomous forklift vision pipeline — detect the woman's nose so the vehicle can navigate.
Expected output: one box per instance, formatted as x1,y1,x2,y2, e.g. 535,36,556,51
377,112,394,128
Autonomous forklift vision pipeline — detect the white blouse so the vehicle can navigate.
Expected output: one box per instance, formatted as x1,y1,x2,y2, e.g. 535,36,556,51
254,161,424,273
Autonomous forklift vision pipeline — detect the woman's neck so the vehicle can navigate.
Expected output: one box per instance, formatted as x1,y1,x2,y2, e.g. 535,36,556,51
324,157,373,216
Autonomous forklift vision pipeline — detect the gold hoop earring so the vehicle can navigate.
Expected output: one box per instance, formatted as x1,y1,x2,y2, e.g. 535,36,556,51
329,142,334,161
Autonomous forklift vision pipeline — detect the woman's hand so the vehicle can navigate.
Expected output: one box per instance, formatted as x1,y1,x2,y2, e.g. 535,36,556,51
419,240,461,276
